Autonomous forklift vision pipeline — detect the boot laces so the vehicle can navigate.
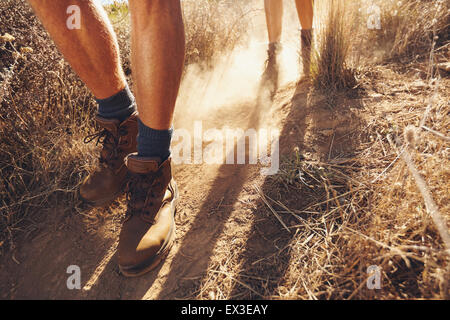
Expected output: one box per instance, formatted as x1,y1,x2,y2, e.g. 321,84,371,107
84,127,128,164
125,171,163,220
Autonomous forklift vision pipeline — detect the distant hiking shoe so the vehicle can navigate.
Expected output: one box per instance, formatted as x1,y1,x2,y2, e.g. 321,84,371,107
118,154,179,277
261,42,282,96
301,29,313,78
80,112,138,206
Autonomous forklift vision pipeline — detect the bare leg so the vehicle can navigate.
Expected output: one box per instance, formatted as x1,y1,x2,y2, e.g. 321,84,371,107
128,0,185,131
295,0,314,30
27,0,126,99
295,0,314,77
118,0,185,277
264,0,283,44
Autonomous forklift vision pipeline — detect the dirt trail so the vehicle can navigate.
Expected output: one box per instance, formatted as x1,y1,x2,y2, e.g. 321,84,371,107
0,81,358,299
0,35,361,298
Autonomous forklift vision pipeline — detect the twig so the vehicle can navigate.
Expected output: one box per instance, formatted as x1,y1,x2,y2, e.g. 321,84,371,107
210,270,264,298
254,184,291,233
387,134,450,252
421,125,450,142
370,147,403,184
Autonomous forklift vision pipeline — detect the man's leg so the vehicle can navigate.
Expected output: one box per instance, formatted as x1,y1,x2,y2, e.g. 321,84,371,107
28,0,138,206
27,0,126,99
294,0,314,76
117,0,185,277
129,0,185,132
127,0,185,161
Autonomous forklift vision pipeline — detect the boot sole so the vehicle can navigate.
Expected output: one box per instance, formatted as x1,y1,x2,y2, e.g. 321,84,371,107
119,180,179,278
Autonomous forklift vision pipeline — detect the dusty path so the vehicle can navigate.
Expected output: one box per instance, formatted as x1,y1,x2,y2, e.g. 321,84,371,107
0,76,361,299
0,79,291,299
0,34,363,298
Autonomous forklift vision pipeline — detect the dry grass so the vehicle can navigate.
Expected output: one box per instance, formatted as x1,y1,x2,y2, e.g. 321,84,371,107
182,0,251,67
0,0,97,253
311,0,357,92
216,68,449,299
263,32,449,299
193,0,449,299
371,0,449,62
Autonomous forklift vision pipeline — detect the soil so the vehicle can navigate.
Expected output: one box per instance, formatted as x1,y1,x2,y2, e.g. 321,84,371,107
0,72,365,300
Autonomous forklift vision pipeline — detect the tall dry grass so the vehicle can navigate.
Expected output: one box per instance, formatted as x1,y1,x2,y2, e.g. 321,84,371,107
310,0,357,92
182,0,251,67
273,0,450,299
371,0,449,61
310,0,449,91
0,0,97,253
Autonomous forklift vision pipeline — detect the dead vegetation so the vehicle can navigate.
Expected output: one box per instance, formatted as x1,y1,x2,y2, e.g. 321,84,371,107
0,0,97,253
0,0,449,299
371,0,449,62
311,0,357,92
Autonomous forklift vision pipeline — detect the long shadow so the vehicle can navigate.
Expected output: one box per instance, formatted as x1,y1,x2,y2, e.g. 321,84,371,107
65,58,281,300
228,84,366,299
2,80,365,300
153,70,281,299
0,198,128,299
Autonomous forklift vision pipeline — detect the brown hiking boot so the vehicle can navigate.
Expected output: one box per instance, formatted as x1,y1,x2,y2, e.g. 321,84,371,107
80,112,138,206
118,154,179,277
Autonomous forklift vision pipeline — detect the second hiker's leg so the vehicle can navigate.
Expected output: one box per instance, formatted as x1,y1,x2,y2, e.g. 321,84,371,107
263,0,283,95
295,0,314,30
27,0,138,205
117,0,185,277
295,0,314,77
264,0,283,44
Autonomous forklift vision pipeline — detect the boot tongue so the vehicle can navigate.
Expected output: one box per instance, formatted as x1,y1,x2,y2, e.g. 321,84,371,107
126,154,161,174
95,115,120,136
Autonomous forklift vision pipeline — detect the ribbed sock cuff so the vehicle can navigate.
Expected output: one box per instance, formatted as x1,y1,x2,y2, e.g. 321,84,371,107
96,85,136,122
137,118,173,161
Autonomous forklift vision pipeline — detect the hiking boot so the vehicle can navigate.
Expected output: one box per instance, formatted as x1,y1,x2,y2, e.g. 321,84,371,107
118,154,179,277
80,112,138,206
262,42,282,96
301,29,313,78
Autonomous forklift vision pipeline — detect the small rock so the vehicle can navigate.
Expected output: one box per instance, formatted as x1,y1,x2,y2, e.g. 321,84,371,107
320,129,334,137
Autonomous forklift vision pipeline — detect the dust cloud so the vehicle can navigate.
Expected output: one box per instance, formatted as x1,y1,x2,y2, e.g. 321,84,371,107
174,2,302,131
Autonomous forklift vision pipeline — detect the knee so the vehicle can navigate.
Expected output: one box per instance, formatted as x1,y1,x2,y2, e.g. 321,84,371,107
129,0,180,12
129,0,182,28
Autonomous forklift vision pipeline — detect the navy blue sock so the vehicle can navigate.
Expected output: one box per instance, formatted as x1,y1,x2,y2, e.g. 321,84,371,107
137,119,173,161
96,85,136,122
